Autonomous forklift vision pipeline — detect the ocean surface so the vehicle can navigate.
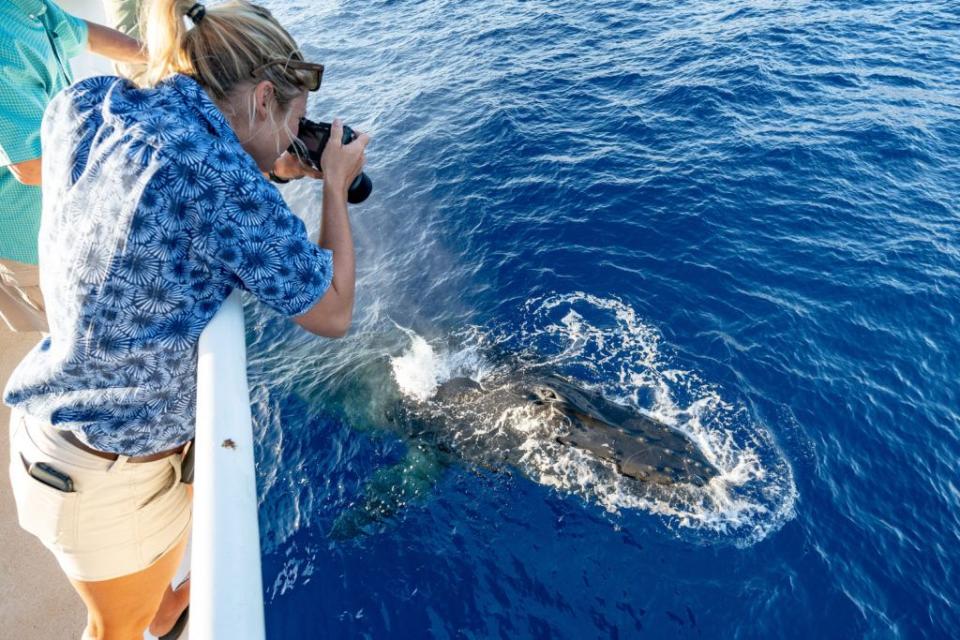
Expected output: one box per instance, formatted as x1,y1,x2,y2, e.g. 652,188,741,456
242,1,959,637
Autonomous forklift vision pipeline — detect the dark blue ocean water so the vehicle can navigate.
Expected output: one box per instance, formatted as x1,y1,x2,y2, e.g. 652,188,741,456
243,1,960,637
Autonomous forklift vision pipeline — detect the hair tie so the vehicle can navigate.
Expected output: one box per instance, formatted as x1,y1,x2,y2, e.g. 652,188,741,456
186,2,206,24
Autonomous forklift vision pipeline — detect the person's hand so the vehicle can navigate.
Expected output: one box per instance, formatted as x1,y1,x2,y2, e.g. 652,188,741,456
321,119,370,197
271,150,323,181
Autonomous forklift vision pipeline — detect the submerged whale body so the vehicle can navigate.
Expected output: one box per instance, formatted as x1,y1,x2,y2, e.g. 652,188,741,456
330,371,720,539
430,375,720,488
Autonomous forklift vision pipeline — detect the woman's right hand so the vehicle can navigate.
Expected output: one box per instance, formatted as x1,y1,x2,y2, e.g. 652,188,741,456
321,119,370,198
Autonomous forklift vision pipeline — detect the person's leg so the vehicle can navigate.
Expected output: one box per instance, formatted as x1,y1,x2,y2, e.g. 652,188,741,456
144,476,193,635
148,574,190,637
0,258,47,332
69,531,188,640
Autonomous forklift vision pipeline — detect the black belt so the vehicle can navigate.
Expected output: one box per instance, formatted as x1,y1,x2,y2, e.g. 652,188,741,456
60,430,187,464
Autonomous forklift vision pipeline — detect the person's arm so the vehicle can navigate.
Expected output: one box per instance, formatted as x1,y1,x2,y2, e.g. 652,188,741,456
293,120,368,338
7,158,42,186
3,18,144,186
84,20,145,65
294,185,354,337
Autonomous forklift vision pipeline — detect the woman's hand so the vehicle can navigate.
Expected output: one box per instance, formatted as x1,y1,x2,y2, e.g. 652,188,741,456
321,119,370,197
270,150,323,182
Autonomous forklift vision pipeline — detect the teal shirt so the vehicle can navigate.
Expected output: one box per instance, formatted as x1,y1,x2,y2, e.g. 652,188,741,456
0,0,88,265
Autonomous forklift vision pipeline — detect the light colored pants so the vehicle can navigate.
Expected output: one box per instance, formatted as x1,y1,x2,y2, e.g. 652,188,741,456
8,410,192,581
0,258,47,332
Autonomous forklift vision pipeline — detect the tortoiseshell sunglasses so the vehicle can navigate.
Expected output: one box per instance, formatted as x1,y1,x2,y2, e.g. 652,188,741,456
250,59,324,92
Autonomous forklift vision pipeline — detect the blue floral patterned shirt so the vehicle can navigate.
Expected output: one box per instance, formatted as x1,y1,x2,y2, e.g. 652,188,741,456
3,74,333,456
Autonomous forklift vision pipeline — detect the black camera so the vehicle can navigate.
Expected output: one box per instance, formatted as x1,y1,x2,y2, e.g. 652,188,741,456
289,118,373,204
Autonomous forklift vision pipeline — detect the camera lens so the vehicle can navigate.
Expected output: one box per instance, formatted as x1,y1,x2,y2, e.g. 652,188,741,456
348,173,373,204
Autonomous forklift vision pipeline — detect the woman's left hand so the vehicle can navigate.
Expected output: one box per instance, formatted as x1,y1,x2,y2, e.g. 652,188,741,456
271,151,323,181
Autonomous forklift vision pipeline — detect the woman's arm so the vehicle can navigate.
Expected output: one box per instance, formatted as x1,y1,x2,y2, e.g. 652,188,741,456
84,21,146,65
294,120,368,338
294,185,355,337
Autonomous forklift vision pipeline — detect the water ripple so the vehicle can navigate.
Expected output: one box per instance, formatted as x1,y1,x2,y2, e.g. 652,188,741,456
249,0,960,637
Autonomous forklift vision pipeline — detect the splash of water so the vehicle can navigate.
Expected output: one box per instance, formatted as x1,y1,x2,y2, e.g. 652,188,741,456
389,293,797,545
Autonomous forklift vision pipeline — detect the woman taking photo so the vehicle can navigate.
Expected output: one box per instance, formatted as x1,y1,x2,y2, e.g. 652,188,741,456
3,0,367,637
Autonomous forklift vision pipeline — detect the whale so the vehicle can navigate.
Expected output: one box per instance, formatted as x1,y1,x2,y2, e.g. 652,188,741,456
330,370,720,538
421,374,718,487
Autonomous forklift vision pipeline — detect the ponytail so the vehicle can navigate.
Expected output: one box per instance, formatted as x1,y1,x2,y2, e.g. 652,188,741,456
140,0,308,107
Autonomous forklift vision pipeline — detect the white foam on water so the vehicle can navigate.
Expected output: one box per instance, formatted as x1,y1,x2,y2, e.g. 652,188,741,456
388,293,797,545
390,331,446,401
389,324,490,401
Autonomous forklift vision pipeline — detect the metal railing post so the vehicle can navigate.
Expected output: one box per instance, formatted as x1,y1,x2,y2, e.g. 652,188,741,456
193,290,265,639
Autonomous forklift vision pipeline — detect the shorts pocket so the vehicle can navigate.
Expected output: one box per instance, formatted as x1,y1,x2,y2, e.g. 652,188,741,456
9,454,79,549
137,458,181,510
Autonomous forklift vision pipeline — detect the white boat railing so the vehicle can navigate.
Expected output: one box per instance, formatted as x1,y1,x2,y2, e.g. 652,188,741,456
193,290,266,640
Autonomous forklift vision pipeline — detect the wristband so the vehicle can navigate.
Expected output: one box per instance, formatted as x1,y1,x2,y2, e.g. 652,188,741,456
268,171,290,184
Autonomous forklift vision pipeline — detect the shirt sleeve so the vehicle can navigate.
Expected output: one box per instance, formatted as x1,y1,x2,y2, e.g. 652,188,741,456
189,157,334,317
0,52,46,166
45,1,89,59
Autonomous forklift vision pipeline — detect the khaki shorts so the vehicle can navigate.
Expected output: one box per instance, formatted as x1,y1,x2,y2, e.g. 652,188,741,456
0,258,47,333
7,410,192,582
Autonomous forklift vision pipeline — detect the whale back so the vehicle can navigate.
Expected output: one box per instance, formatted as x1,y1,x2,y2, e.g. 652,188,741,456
433,377,483,403
403,372,720,488
530,375,720,487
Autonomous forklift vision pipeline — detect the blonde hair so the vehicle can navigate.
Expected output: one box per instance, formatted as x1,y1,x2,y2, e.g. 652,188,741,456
142,0,309,108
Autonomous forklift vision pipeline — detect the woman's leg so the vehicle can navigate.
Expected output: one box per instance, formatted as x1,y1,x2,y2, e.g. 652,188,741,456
0,258,48,332
148,482,193,635
69,532,188,640
148,575,190,637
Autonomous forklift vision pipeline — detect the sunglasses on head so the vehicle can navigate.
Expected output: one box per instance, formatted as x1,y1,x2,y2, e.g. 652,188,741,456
250,58,324,92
